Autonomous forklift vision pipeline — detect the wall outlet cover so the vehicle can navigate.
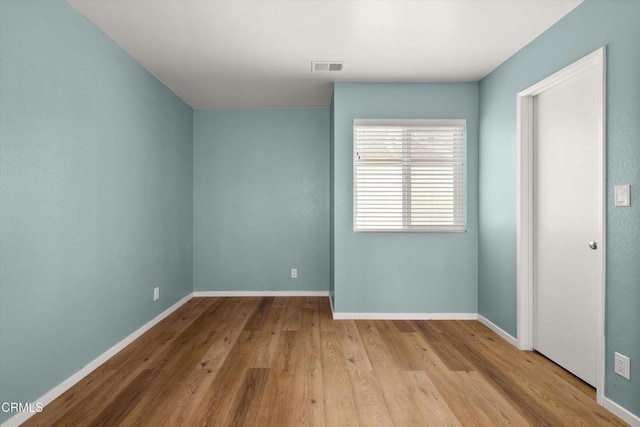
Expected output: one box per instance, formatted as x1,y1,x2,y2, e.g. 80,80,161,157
614,352,630,380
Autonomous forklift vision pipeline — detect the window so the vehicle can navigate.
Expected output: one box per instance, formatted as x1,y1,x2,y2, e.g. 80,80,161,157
353,119,466,232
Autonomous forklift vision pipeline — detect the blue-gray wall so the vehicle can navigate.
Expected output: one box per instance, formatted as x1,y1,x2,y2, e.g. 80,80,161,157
332,83,479,314
0,1,193,422
193,109,329,292
478,0,640,416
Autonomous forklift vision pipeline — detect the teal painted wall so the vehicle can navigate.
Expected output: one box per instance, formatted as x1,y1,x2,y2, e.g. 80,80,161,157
193,109,329,292
478,0,640,416
0,0,193,421
332,83,478,313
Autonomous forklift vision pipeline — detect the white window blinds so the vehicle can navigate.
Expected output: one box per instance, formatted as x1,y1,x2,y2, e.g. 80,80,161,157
353,119,466,232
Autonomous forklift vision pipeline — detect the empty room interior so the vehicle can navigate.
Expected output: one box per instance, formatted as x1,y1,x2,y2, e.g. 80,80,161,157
1,0,639,425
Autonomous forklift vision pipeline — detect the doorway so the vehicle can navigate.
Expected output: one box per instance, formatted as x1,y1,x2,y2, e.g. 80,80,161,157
516,48,606,400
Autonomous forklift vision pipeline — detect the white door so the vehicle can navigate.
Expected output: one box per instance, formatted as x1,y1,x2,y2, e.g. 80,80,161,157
532,63,602,386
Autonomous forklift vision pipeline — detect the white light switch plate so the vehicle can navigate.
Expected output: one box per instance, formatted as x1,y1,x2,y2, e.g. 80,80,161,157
614,185,630,207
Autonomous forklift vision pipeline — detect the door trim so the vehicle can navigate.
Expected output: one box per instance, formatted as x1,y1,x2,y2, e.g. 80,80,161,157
516,47,606,402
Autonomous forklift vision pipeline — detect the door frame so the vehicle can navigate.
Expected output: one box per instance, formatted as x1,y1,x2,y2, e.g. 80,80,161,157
516,47,606,402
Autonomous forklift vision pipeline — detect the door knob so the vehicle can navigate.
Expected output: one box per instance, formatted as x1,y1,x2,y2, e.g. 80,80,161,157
589,241,598,250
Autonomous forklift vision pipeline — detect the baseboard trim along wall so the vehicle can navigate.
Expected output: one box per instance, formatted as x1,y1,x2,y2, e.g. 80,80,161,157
192,291,330,297
477,314,519,348
1,293,193,427
603,397,640,426
332,312,478,320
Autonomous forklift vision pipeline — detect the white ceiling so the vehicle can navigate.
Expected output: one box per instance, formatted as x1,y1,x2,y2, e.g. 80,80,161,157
67,0,582,109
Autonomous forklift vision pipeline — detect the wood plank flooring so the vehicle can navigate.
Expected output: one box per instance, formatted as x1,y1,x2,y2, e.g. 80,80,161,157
24,297,626,426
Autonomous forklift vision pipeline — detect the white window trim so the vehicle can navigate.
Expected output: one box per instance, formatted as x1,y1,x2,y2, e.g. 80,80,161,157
353,119,467,233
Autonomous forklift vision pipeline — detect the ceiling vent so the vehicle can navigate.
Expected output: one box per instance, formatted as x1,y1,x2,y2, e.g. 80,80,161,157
312,61,345,72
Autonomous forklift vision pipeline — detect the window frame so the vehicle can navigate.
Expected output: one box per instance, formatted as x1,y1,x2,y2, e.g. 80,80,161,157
353,119,467,233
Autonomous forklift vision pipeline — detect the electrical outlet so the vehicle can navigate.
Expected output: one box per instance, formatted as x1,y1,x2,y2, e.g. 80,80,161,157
614,352,630,380
153,287,159,301
291,268,298,279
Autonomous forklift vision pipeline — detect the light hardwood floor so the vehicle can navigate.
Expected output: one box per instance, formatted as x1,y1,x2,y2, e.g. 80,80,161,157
24,297,626,426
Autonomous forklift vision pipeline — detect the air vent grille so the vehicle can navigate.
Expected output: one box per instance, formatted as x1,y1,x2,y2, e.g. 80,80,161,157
312,61,345,72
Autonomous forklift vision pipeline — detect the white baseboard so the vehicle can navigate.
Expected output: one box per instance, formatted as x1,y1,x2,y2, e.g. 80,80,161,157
332,312,478,320
193,290,330,297
1,293,193,427
603,397,640,426
477,314,519,347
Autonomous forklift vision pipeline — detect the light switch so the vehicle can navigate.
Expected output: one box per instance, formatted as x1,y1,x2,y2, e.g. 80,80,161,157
615,185,630,207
